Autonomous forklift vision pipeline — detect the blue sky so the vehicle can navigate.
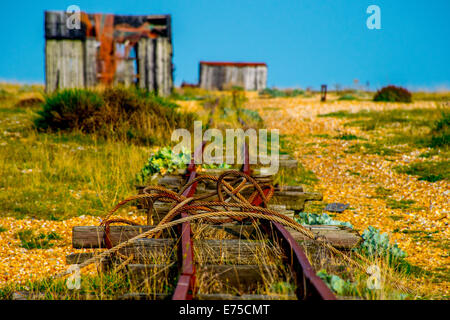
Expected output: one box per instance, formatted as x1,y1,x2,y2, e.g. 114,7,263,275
0,0,449,90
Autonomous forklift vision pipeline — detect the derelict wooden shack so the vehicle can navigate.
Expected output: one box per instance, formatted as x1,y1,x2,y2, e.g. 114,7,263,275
45,11,173,96
199,61,267,91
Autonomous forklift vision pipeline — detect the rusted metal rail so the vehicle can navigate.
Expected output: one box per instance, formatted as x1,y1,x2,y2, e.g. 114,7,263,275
172,143,205,300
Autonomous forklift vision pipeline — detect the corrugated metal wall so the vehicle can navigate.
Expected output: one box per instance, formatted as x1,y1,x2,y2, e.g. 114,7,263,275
199,63,267,91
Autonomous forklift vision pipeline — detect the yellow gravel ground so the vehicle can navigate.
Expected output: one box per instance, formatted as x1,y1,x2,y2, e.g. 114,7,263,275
0,95,447,299
0,212,146,285
247,97,449,297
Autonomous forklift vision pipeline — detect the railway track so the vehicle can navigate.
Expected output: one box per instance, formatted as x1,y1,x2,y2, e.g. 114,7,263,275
67,140,364,300
67,106,362,300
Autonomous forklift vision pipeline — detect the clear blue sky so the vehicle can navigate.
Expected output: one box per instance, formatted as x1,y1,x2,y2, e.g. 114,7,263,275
1,0,449,90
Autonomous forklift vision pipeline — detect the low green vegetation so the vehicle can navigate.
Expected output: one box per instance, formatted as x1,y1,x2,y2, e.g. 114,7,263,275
334,133,362,141
138,146,231,183
260,88,304,98
394,161,449,182
138,146,191,182
412,91,450,102
274,166,318,186
319,107,449,181
207,89,264,130
374,186,393,198
356,226,407,265
345,142,398,156
338,94,358,101
15,229,62,249
0,226,7,232
317,269,357,296
170,86,210,101
34,87,196,145
0,271,139,300
386,199,415,210
295,212,352,228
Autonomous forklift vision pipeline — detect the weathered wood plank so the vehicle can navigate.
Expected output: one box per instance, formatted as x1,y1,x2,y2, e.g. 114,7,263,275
287,226,362,249
72,225,155,248
271,191,323,211
72,224,360,249
199,264,277,291
69,238,270,264
84,38,97,87
126,264,173,284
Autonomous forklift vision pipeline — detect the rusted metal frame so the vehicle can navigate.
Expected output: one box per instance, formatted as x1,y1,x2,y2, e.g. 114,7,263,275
243,143,336,300
172,143,205,300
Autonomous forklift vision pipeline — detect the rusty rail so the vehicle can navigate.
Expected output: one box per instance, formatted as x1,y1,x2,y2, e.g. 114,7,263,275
242,143,335,300
172,142,205,300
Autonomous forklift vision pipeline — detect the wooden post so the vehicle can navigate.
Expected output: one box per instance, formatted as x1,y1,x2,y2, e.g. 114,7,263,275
321,84,327,102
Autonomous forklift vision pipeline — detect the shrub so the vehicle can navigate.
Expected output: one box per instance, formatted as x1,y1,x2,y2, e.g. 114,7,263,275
34,87,196,145
373,85,412,103
138,146,191,182
138,146,231,183
34,89,104,131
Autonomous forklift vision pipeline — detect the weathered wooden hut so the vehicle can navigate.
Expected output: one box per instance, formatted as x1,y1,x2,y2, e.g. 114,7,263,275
45,11,173,96
199,61,267,91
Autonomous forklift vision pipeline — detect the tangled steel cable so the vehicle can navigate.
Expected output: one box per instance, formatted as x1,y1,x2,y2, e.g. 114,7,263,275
74,170,350,271
57,169,410,294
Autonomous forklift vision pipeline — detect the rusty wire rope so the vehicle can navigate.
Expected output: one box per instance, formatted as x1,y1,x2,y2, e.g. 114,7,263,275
57,169,410,293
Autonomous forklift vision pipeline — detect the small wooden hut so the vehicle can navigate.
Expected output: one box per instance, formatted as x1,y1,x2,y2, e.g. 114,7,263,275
45,11,173,96
199,61,267,91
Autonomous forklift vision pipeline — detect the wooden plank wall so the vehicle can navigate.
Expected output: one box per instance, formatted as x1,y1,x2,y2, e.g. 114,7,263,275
137,38,173,96
84,38,97,88
45,39,84,92
199,65,267,91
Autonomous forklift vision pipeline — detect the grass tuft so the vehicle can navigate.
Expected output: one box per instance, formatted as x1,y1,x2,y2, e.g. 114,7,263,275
394,161,449,182
15,229,62,249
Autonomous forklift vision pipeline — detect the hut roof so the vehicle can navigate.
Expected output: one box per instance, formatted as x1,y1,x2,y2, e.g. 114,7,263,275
200,61,267,67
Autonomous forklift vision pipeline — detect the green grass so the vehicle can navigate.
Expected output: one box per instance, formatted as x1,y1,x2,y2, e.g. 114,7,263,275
394,161,449,182
386,199,415,210
375,186,393,198
321,107,449,182
274,165,318,186
0,226,7,232
334,133,363,140
338,94,358,101
312,133,331,139
260,88,304,98
0,104,150,219
345,142,399,156
15,229,62,249
0,271,139,300
412,91,450,102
